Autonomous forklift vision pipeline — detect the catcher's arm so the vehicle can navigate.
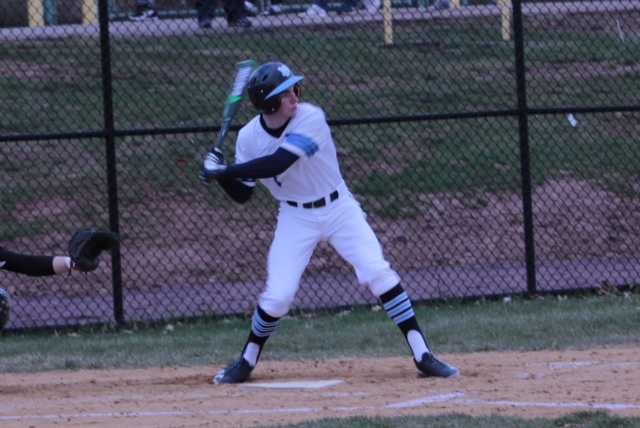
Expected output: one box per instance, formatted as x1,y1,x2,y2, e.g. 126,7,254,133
1,247,69,277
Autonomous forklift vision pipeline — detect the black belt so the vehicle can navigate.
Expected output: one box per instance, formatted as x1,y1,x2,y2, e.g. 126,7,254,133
287,190,339,209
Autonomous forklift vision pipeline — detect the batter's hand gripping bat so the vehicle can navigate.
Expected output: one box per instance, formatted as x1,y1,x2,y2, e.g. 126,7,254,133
211,59,257,151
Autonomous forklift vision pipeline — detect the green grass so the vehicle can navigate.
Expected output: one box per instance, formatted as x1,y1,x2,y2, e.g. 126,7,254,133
2,17,638,127
2,291,639,371
2,14,639,225
267,411,640,428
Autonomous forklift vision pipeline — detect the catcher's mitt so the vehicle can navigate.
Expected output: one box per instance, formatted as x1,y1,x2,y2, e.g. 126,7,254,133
68,228,120,273
0,288,10,331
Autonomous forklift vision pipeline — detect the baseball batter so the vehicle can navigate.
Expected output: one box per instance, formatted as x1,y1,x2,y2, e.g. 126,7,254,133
200,61,459,384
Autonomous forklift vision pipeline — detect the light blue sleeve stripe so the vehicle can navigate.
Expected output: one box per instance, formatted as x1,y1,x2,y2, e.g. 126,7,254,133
285,134,318,158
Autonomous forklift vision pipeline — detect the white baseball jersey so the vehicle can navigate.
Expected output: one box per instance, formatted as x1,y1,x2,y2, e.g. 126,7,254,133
233,102,400,317
235,102,343,204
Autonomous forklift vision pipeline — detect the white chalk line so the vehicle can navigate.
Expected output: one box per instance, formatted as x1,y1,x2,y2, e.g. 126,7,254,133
2,391,639,422
387,392,466,408
455,398,640,411
517,360,640,380
0,390,368,414
0,407,323,421
527,361,640,371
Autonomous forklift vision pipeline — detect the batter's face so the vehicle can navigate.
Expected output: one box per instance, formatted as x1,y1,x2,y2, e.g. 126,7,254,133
263,84,301,129
276,85,300,117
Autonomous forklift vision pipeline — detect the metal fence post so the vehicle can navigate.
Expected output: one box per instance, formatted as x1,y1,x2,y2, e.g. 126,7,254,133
512,0,537,296
97,0,125,326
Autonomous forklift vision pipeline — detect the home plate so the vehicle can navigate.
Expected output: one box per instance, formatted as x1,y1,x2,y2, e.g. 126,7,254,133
239,380,344,389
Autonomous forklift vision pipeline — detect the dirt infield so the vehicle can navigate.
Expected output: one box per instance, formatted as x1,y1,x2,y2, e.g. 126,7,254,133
1,347,639,427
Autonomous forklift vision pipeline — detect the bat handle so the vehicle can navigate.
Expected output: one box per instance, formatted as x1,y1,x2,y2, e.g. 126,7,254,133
213,121,230,151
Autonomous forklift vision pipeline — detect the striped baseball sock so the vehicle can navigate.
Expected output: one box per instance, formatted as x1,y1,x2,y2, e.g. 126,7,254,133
380,284,430,360
242,305,280,367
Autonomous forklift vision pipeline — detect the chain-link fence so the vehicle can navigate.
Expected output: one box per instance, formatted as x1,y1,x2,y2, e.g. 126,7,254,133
1,0,638,330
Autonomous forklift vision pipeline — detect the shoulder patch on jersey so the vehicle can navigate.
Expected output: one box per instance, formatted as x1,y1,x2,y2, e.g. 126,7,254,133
285,134,319,158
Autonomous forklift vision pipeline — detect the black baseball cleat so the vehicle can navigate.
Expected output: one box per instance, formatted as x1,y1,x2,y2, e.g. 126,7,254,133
228,16,252,27
414,352,459,378
214,357,254,384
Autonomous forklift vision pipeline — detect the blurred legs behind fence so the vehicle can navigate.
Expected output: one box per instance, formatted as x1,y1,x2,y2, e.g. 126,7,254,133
19,0,492,28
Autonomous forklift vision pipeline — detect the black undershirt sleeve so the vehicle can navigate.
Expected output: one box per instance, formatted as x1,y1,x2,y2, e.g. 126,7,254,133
215,148,300,204
217,178,254,204
223,147,299,180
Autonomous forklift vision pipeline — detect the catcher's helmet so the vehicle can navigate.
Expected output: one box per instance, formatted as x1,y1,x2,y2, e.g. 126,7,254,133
247,62,304,114
0,288,11,331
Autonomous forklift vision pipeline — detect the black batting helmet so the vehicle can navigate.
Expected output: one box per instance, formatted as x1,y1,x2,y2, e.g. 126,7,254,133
0,288,11,331
247,62,304,114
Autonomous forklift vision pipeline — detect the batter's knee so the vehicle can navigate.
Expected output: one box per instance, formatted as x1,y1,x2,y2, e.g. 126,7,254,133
258,290,295,318
367,270,402,298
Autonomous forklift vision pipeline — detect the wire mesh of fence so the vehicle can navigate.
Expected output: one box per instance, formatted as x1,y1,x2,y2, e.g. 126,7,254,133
1,0,639,329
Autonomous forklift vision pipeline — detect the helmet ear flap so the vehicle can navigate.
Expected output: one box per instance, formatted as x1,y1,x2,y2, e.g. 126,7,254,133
262,97,281,115
263,84,300,114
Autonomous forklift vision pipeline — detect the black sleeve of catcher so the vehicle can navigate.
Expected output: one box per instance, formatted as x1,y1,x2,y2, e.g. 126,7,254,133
217,178,254,204
0,246,56,276
221,148,300,180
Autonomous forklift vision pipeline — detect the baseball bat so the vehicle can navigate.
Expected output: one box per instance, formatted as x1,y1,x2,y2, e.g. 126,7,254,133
212,59,257,151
